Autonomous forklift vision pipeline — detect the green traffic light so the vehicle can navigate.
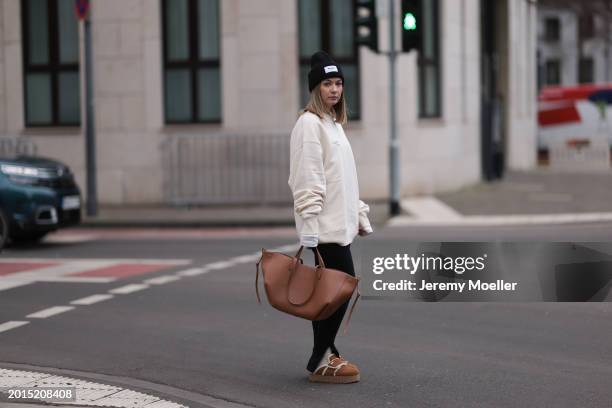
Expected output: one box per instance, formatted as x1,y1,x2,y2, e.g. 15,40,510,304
403,12,416,31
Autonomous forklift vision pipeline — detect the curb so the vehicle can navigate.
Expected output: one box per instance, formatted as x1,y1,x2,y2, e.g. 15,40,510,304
0,363,254,408
387,212,612,227
80,219,295,229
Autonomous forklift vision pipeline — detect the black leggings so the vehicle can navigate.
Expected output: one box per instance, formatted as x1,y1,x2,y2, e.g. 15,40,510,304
306,243,355,372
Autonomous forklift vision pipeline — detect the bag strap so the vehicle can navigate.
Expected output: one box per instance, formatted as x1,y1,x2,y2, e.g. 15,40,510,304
342,285,361,335
313,247,326,269
289,246,325,270
255,249,263,304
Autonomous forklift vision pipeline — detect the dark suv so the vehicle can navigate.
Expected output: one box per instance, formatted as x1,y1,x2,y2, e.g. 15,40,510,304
0,155,81,248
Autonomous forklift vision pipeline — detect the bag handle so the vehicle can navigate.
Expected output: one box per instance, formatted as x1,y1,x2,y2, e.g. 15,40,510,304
289,246,325,281
255,249,263,304
291,246,325,269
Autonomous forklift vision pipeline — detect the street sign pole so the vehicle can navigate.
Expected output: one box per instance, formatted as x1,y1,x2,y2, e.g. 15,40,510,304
389,0,400,216
84,12,97,216
76,0,97,216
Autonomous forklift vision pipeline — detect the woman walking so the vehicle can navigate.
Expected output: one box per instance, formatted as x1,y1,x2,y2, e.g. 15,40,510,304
288,51,373,384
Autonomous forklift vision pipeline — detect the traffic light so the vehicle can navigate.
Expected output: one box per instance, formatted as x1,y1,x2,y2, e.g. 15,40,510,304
401,0,421,52
354,0,378,52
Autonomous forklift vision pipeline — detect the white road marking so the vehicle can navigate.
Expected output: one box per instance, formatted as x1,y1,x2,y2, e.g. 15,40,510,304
229,253,262,263
109,284,149,294
400,197,463,221
0,260,118,292
0,258,191,292
271,243,301,253
0,321,29,333
206,260,236,270
1,247,298,340
0,281,33,291
70,294,114,305
176,267,209,277
26,306,75,319
144,275,181,285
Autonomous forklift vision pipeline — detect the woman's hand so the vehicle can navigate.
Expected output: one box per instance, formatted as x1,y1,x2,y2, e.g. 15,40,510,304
358,226,373,237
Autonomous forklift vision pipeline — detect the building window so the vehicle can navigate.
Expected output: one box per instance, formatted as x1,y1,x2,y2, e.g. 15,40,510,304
544,17,560,42
298,0,360,120
162,0,221,123
418,0,441,118
579,57,594,83
21,0,80,126
546,60,561,85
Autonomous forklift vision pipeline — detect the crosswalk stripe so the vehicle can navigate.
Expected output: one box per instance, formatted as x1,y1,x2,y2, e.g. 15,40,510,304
70,294,114,305
109,284,149,294
176,267,209,277
0,321,29,333
26,306,75,319
144,275,181,285
229,253,262,263
206,260,236,270
0,281,34,291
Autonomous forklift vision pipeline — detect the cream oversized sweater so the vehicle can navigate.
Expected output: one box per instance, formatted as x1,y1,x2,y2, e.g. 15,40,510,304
288,111,373,247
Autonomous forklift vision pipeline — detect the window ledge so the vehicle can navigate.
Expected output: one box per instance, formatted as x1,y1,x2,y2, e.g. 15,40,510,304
162,123,224,134
417,117,446,127
21,126,82,136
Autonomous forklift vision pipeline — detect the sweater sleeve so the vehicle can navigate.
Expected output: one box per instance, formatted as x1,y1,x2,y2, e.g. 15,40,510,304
288,117,326,246
358,199,373,235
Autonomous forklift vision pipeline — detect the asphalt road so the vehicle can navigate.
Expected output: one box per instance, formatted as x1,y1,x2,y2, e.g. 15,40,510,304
0,223,611,408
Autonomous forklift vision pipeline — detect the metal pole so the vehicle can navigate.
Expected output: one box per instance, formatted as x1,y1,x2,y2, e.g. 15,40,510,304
389,0,400,215
84,14,98,216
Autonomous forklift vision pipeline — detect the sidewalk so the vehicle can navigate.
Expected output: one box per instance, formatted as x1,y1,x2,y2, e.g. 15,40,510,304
0,393,89,408
80,169,612,228
81,201,392,228
436,169,612,215
0,402,86,408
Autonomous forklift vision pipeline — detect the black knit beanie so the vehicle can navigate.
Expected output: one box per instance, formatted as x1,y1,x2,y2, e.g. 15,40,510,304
308,51,344,92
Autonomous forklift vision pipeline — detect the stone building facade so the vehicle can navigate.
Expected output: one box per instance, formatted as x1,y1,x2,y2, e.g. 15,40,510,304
0,0,538,205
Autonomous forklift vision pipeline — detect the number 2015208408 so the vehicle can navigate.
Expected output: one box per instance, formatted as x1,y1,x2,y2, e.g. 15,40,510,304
4,387,76,402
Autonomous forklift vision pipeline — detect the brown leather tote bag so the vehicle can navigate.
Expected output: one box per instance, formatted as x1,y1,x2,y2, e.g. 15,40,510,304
255,246,360,333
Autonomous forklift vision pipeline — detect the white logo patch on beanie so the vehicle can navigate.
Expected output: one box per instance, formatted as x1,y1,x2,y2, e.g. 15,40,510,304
324,65,339,74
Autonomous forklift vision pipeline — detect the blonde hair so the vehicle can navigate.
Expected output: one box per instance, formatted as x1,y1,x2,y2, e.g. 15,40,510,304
299,82,349,126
